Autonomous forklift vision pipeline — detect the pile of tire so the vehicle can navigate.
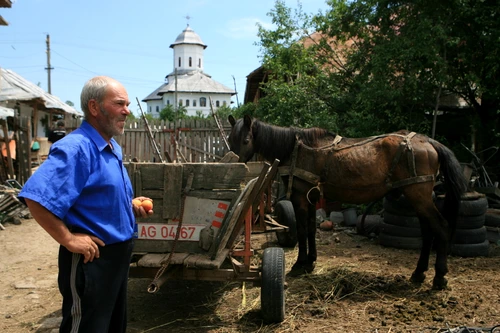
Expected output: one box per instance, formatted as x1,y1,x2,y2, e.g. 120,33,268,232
485,208,500,244
435,191,490,257
379,194,422,250
380,192,490,257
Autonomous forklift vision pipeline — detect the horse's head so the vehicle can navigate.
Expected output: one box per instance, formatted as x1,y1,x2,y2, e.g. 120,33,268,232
228,115,255,163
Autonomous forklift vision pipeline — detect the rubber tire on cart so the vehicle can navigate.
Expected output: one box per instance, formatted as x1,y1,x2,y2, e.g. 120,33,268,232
275,200,297,248
261,247,286,323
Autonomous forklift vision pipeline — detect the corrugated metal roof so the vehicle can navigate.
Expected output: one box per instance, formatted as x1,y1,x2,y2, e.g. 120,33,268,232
143,71,235,101
0,105,14,119
0,68,83,116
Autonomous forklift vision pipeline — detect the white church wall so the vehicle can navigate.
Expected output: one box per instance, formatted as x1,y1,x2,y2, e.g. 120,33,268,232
173,44,204,72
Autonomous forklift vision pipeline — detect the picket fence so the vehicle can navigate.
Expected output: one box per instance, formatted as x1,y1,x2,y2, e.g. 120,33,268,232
116,118,233,163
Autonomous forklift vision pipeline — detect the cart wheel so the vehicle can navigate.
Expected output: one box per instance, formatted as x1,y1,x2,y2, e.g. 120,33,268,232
275,200,297,248
261,247,285,323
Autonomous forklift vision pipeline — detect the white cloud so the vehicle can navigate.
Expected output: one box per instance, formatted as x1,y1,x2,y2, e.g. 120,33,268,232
221,17,273,40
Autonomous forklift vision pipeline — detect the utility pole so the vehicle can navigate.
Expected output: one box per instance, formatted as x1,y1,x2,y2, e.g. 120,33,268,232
174,68,178,120
232,75,240,107
45,34,54,94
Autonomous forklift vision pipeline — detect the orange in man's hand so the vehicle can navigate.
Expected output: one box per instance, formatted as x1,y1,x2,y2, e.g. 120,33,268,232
141,199,153,212
132,199,142,208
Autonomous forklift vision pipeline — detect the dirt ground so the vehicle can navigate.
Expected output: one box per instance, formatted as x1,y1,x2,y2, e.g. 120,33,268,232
1,218,500,333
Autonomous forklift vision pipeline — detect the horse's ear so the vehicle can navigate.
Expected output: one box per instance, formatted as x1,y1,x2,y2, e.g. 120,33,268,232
228,115,236,127
243,114,252,128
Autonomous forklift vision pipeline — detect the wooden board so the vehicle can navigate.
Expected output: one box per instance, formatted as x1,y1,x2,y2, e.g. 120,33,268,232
124,162,249,255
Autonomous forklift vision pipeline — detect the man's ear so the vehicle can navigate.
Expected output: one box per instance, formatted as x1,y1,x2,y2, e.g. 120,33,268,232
88,99,99,116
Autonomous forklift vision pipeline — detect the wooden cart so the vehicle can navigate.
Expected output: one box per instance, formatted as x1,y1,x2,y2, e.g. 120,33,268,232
125,159,286,323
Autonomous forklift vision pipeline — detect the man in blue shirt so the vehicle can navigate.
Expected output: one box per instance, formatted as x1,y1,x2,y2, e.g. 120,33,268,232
19,76,153,333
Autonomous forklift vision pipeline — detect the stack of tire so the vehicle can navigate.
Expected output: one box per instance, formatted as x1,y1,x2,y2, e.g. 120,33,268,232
435,191,489,257
485,208,500,244
380,192,490,257
379,194,422,250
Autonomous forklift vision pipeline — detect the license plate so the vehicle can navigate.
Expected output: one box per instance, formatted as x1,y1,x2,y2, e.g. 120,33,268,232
137,223,205,241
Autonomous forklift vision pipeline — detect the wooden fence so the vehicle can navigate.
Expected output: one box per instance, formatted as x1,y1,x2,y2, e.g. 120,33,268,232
117,118,232,163
1,117,234,186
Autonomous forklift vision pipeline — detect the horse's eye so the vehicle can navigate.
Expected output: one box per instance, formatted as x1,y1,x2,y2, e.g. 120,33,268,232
243,139,249,145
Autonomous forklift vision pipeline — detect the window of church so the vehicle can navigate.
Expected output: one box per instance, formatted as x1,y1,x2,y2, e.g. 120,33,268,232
178,57,181,67
200,97,206,107
156,106,159,112
198,59,201,68
166,100,170,105
189,57,192,67
179,99,183,106
216,100,220,107
186,99,190,107
193,100,197,107
149,106,152,113
223,101,227,106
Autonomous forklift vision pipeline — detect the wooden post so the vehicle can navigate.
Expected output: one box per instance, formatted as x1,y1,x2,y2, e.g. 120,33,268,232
1,119,14,179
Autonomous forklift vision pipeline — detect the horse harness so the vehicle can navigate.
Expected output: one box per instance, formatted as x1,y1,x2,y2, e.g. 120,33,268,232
284,131,436,201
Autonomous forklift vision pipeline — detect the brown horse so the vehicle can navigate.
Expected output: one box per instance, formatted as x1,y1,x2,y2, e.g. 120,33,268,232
228,115,467,290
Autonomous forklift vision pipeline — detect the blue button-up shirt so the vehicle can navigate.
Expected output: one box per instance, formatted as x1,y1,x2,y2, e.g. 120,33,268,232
19,121,135,244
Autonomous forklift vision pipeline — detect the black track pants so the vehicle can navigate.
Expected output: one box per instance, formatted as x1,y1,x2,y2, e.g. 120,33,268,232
58,239,134,333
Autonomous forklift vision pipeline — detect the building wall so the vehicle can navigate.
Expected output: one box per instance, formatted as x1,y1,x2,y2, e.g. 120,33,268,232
173,44,204,72
146,92,232,118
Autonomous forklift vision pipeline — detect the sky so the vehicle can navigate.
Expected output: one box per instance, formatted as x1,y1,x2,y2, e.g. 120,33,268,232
0,0,329,116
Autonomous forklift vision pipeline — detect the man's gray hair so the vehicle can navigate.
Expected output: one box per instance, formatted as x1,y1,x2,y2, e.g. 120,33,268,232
80,76,111,119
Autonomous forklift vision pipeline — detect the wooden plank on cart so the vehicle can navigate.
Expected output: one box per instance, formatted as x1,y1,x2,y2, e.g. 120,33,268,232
227,160,280,249
182,163,248,189
136,249,230,269
129,162,248,255
210,162,271,258
162,164,183,219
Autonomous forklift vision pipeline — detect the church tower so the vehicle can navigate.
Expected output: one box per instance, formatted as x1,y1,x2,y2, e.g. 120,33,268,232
143,25,235,118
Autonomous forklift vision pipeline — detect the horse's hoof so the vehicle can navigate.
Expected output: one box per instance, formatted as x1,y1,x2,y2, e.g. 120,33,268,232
432,277,449,291
288,263,310,277
410,272,426,284
305,261,316,273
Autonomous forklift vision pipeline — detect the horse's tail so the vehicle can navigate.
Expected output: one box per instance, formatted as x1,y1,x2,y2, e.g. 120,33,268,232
430,139,468,229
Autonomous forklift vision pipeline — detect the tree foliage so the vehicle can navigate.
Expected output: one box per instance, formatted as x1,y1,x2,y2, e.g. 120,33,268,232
159,104,187,121
252,0,500,158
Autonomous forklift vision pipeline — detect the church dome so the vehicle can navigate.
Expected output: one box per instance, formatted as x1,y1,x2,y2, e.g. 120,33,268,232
169,25,207,49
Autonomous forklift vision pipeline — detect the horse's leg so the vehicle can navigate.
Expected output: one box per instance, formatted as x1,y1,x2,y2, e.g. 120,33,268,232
306,202,317,271
426,207,452,290
289,192,318,275
406,191,450,290
288,196,311,276
410,215,433,284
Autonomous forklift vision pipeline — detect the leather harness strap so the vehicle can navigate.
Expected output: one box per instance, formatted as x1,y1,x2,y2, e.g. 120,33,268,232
386,132,418,187
286,131,435,196
286,137,300,200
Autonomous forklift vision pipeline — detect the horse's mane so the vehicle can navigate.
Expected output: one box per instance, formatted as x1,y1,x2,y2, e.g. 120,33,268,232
253,119,336,162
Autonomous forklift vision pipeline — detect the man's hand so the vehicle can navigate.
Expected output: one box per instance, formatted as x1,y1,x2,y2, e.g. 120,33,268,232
132,196,154,218
65,233,105,263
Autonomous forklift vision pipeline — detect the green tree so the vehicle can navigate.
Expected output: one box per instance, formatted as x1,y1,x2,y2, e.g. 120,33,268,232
255,0,338,130
256,0,500,155
159,104,187,121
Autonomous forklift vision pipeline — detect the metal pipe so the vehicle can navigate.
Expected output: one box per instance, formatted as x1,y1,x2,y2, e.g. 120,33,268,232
147,274,169,294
